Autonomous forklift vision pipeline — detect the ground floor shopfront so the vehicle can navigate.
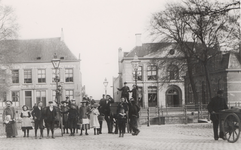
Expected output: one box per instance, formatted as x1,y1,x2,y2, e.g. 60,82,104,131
114,82,185,108
0,84,81,109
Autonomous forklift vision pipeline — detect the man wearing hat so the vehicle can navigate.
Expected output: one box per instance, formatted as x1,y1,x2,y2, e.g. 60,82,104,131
207,90,228,140
32,101,44,139
68,99,79,136
117,82,130,103
61,101,69,134
98,94,106,134
129,98,140,136
44,101,57,139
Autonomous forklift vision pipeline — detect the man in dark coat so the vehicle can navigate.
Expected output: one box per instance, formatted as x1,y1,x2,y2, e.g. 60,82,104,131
98,94,106,134
68,99,79,136
99,95,114,133
60,101,69,134
31,101,44,139
129,98,140,136
117,82,130,103
130,85,138,101
44,101,57,139
207,90,228,140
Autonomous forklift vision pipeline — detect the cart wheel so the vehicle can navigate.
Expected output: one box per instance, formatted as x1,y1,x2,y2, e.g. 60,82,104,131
222,113,240,143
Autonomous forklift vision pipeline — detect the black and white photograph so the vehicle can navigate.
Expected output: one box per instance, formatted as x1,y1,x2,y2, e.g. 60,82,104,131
0,0,240,149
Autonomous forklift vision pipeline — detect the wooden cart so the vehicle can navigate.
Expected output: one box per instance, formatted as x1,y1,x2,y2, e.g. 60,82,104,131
218,108,241,143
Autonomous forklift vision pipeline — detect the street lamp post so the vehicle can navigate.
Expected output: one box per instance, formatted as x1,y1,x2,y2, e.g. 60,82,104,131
103,78,108,98
131,53,140,105
51,53,61,105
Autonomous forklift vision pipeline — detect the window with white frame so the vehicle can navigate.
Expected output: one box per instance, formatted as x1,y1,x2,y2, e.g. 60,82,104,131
52,90,56,101
12,91,20,102
38,69,46,83
24,69,32,83
52,69,60,82
65,68,73,82
133,66,142,81
36,91,46,106
12,70,19,83
147,65,157,80
167,65,179,80
65,90,74,100
12,91,20,107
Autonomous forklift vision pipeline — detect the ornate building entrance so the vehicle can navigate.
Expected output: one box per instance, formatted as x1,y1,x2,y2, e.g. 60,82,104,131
166,86,182,107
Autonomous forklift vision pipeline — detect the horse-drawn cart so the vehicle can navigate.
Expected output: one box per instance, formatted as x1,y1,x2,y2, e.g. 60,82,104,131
218,107,241,143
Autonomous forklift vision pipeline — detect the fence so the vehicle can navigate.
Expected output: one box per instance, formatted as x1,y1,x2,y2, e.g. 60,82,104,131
228,102,241,108
142,103,209,125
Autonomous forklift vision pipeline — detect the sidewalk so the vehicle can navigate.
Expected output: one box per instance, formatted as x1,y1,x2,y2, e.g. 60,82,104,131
0,123,240,150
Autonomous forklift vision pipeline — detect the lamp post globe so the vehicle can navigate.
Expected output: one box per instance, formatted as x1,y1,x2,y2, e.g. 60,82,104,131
103,78,108,97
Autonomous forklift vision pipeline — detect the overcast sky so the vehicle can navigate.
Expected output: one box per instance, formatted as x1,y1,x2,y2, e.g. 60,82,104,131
2,0,218,99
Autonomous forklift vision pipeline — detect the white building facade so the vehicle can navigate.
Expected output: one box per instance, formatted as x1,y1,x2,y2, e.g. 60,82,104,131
0,37,82,109
114,34,185,108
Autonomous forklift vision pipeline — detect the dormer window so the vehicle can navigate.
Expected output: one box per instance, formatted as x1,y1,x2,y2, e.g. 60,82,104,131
37,57,41,60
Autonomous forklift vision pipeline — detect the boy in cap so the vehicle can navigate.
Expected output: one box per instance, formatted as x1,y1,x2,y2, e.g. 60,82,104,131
117,82,130,103
44,101,57,139
32,101,44,139
117,108,127,137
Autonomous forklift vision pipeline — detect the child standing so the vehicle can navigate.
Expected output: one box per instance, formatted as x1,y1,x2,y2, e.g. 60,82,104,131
20,105,33,137
4,115,13,138
89,103,100,135
79,100,91,135
61,101,69,134
117,108,127,137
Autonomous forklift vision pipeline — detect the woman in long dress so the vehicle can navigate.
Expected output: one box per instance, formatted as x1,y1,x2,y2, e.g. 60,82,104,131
89,103,100,135
2,100,18,138
20,105,33,137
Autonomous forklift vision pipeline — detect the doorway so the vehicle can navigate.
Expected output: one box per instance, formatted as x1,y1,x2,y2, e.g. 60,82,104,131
166,87,181,107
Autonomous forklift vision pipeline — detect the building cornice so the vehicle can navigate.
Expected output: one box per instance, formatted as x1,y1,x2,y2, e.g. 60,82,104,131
9,60,80,64
121,57,185,63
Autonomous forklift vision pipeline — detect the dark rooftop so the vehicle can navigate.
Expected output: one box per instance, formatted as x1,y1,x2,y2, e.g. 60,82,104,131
0,37,78,63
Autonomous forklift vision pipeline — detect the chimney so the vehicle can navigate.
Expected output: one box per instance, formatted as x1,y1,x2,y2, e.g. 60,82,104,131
118,47,123,75
135,33,142,47
61,28,64,41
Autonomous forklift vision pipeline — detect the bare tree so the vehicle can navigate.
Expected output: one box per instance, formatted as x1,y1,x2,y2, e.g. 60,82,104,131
0,1,19,101
149,2,200,104
149,0,240,104
182,0,240,101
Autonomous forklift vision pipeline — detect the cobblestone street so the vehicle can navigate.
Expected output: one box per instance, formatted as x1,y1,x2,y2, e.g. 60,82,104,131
0,123,241,150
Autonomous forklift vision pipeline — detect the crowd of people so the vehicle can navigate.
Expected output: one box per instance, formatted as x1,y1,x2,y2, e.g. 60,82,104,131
2,84,141,139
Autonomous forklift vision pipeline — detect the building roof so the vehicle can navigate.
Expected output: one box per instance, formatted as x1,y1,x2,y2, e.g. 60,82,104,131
227,52,241,69
125,43,174,58
124,43,186,60
0,37,78,63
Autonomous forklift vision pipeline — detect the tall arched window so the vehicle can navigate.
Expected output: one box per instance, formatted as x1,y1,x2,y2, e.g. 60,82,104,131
167,65,179,80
